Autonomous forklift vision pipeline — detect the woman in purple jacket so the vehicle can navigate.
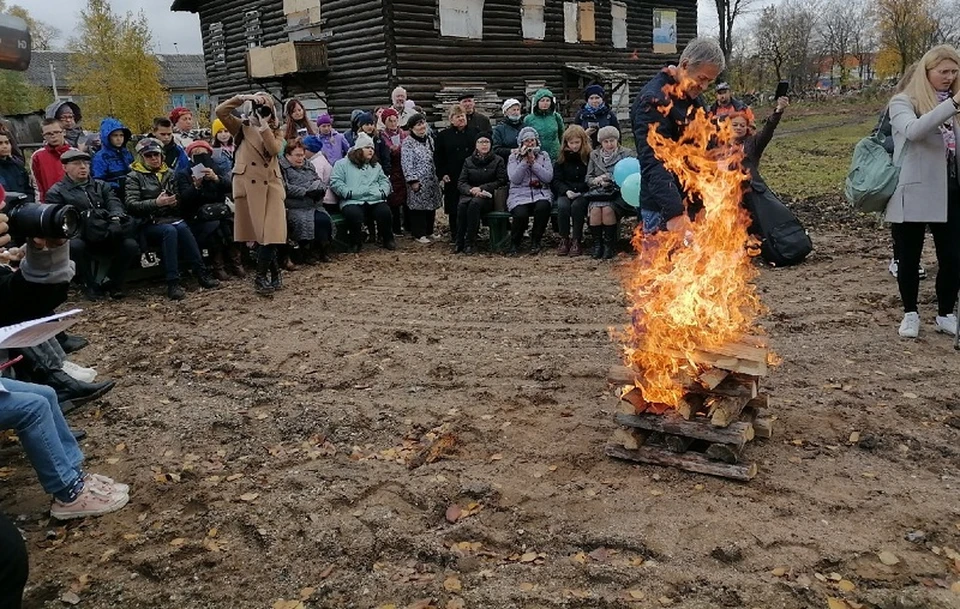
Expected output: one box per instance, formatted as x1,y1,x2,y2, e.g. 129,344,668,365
506,126,553,255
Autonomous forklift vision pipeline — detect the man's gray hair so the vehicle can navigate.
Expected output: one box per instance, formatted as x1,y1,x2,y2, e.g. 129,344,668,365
679,37,725,72
392,86,407,101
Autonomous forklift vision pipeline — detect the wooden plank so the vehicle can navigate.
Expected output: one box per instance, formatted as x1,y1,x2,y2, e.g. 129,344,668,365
615,412,753,448
676,393,705,420
709,395,753,428
753,416,773,439
605,443,758,481
701,340,769,364
608,366,757,398
697,368,729,390
620,388,648,413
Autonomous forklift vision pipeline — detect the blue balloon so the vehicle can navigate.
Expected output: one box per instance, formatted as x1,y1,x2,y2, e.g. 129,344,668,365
621,173,641,207
613,157,641,187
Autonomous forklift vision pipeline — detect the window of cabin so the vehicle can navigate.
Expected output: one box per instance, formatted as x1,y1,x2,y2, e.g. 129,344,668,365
578,2,595,42
563,2,578,43
521,0,545,40
439,0,484,39
209,22,226,67
611,1,627,48
244,10,263,48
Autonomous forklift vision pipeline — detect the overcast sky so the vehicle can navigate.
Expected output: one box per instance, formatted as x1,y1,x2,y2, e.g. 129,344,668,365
17,0,720,55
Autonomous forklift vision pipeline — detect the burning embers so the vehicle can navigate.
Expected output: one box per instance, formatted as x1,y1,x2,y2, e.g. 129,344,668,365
605,84,774,480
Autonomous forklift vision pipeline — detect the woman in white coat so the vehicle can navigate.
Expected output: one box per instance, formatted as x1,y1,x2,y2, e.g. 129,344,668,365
887,45,960,338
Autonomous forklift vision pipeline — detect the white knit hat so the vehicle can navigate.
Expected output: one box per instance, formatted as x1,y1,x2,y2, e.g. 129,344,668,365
351,132,375,151
501,98,521,114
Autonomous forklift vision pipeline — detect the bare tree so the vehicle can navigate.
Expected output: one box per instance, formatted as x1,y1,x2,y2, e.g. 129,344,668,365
714,0,758,65
755,0,821,92
848,0,878,85
818,0,858,89
875,0,939,73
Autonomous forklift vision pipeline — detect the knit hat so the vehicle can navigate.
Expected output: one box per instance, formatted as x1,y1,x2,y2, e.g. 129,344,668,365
380,107,399,121
517,126,539,145
501,98,521,114
350,109,365,123
351,132,375,151
584,84,605,99
475,131,492,142
302,135,324,153
186,140,214,156
404,113,426,131
597,126,620,142
211,118,227,138
316,113,333,126
136,137,163,156
356,111,376,127
170,106,192,124
458,92,476,101
60,148,90,164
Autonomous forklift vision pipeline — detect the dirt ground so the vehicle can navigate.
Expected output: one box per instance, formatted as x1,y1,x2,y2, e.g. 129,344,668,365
4,199,960,609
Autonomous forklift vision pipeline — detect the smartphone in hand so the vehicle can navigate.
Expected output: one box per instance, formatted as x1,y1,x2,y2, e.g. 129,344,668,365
775,81,789,99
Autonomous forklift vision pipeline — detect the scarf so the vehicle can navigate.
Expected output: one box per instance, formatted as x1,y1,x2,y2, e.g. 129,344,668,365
410,132,428,144
580,102,608,120
936,91,956,167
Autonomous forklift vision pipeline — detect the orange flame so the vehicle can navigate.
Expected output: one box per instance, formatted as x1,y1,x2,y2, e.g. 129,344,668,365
615,83,764,407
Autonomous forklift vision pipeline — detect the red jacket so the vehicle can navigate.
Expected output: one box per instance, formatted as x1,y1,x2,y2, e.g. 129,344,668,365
30,144,70,202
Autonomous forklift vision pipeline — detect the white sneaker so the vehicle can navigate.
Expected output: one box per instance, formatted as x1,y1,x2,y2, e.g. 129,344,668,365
50,484,129,520
935,314,958,335
416,236,431,244
85,473,130,495
62,361,97,383
899,312,920,338
889,258,898,278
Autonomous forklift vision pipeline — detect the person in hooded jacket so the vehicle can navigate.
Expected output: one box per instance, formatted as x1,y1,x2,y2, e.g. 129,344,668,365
506,126,554,255
436,104,478,243
0,131,32,201
575,84,620,149
281,138,333,264
553,125,592,256
456,132,506,254
45,100,84,148
493,99,524,163
125,137,220,300
91,117,134,199
176,140,242,281
523,89,564,162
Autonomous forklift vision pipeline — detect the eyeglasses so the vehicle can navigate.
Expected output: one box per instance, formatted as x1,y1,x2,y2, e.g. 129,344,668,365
142,152,161,158
42,131,64,137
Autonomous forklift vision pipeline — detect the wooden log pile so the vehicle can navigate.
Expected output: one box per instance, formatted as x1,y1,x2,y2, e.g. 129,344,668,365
605,338,773,481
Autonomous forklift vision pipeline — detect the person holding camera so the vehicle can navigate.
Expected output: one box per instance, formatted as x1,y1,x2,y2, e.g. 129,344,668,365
175,140,237,281
281,138,333,264
45,149,140,300
125,138,220,300
506,127,554,255
215,92,287,296
575,85,620,150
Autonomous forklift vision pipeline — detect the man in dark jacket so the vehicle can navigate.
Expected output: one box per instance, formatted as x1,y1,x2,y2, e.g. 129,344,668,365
460,93,492,134
435,104,478,242
149,117,189,171
45,149,140,300
0,132,33,202
709,82,754,124
631,37,723,234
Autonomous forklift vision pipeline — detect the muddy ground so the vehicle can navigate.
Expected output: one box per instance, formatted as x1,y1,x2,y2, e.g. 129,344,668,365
3,199,960,609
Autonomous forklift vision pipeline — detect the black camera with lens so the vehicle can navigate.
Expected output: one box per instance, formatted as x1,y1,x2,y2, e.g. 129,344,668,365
252,103,273,119
6,196,80,240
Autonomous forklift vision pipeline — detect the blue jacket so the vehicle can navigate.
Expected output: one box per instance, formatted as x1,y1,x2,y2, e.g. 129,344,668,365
630,69,707,225
91,117,134,192
0,156,34,201
575,104,620,149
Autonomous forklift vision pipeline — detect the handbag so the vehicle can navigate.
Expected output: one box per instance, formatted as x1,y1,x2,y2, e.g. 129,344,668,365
195,202,232,222
583,184,619,202
80,208,135,243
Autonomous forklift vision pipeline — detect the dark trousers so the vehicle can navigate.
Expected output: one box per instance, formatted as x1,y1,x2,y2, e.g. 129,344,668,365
510,199,551,246
69,234,140,288
141,222,205,282
443,183,460,240
408,209,436,239
0,514,27,609
556,195,588,240
390,205,403,235
341,203,392,245
892,184,960,315
456,197,493,247
189,219,228,253
314,210,333,244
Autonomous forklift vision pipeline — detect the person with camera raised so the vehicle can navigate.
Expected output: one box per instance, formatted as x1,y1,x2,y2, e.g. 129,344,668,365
506,127,554,255
125,138,220,300
215,92,287,296
45,149,139,301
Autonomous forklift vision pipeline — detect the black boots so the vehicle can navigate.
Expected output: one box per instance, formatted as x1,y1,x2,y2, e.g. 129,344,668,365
48,370,116,409
255,252,274,296
590,225,604,259
603,225,617,260
269,258,282,291
196,268,221,289
57,333,88,354
167,281,186,300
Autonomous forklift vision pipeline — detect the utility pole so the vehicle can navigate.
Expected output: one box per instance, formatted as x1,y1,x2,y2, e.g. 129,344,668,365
49,60,59,100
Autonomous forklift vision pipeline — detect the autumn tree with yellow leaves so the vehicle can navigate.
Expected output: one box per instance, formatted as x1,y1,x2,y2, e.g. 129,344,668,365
69,0,167,134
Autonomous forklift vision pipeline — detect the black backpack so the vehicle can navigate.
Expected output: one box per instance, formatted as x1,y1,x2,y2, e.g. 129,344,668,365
743,178,812,267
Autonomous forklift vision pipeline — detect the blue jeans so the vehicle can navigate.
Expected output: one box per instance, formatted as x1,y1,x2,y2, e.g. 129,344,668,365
640,209,662,234
142,221,205,281
0,378,83,497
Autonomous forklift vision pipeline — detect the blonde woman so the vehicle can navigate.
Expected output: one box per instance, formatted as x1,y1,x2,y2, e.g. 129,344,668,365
887,45,960,338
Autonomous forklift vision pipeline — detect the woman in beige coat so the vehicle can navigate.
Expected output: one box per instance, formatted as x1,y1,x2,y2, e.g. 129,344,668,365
215,92,286,296
887,45,960,338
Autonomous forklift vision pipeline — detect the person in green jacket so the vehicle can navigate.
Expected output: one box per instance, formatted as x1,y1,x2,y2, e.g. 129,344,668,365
523,89,564,161
329,132,395,253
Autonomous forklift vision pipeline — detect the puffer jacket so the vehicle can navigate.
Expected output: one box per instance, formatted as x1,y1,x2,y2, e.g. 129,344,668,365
44,176,125,215
91,117,134,193
280,156,326,210
523,89,565,161
458,152,506,203
506,151,553,211
124,161,181,223
330,157,391,208
493,115,524,162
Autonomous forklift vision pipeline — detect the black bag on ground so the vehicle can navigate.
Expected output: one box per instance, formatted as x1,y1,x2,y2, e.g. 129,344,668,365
742,178,812,266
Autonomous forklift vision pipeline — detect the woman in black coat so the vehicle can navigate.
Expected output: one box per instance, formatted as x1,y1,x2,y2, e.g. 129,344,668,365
456,133,506,254
436,104,478,243
575,84,620,149
553,125,592,256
